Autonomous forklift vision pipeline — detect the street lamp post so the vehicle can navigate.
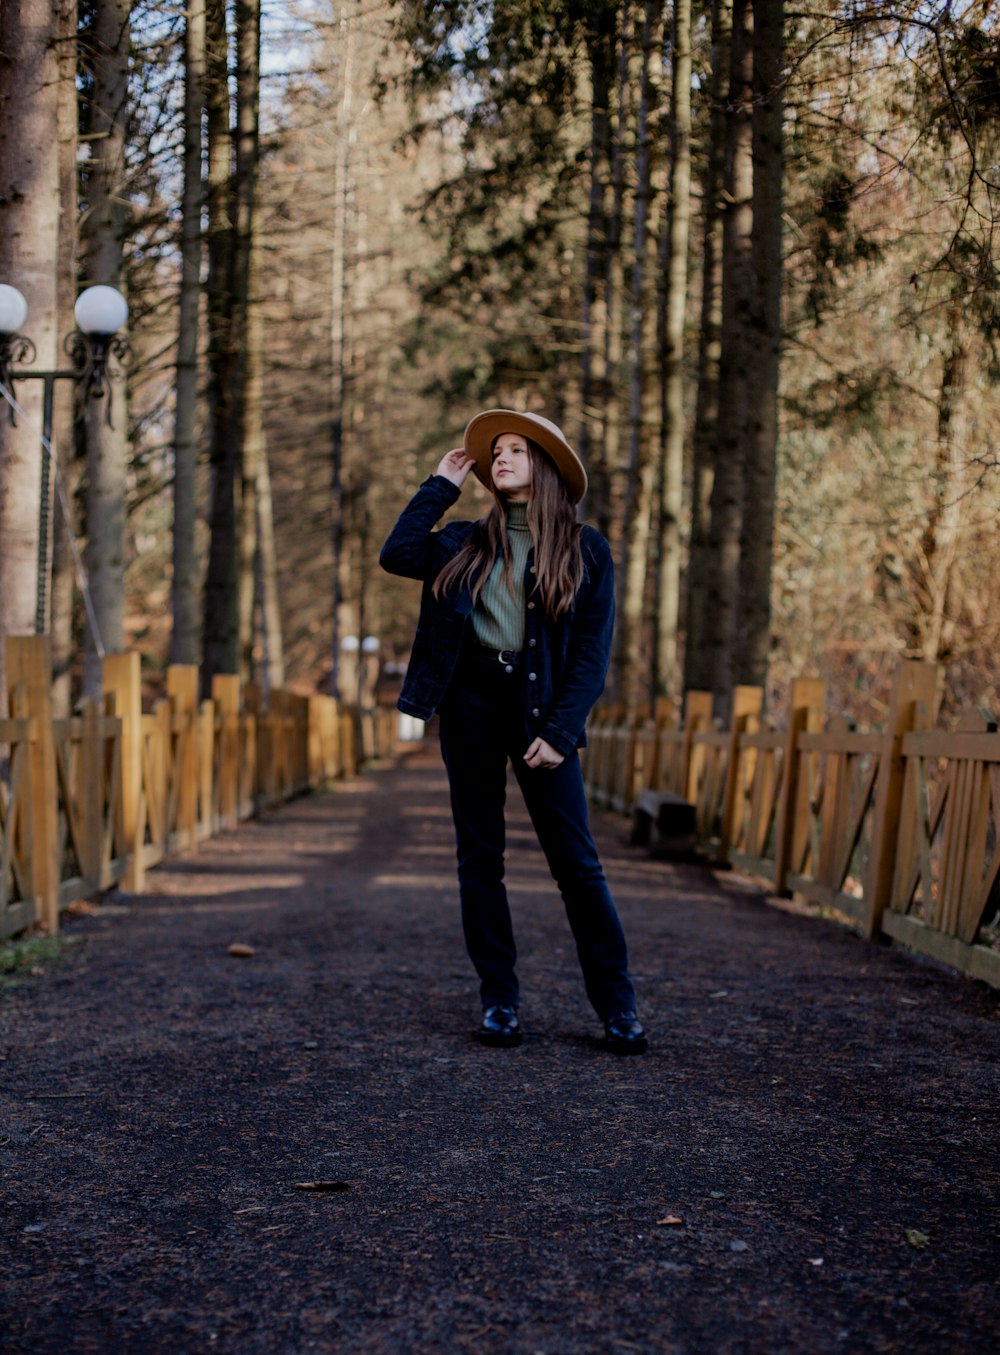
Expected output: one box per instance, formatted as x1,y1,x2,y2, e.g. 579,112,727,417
0,283,130,634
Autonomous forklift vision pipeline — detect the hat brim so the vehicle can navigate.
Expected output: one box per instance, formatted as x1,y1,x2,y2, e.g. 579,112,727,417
463,409,587,505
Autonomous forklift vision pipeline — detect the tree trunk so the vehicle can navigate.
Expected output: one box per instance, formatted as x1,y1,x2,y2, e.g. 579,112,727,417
702,0,753,711
653,0,692,701
0,0,61,706
910,305,970,662
614,0,661,711
255,426,284,694
202,0,238,685
234,0,262,684
330,1,355,701
50,0,81,715
735,0,784,687
683,0,731,694
171,0,206,666
593,0,632,547
81,0,132,696
579,2,616,527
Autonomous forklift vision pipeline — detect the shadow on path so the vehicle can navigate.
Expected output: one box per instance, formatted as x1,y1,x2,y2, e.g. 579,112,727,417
2,743,998,1353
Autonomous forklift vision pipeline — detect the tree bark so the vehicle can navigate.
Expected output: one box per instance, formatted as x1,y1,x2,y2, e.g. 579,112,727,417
330,1,355,701
80,0,132,696
50,0,81,715
735,0,784,687
234,0,262,684
579,2,616,528
653,0,692,700
614,0,661,711
171,0,206,666
910,304,969,662
255,425,284,695
592,0,632,547
683,0,731,694
202,0,238,685
702,0,753,711
0,0,61,706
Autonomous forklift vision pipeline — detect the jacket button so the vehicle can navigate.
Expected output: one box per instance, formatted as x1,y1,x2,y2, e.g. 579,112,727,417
527,602,535,609
529,638,536,647
532,708,540,717
528,672,537,681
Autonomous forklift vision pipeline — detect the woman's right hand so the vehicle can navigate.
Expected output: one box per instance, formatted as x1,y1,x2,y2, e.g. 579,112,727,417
436,447,475,488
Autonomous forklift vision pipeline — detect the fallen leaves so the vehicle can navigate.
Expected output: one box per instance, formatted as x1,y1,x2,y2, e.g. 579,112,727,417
227,943,256,958
656,1215,683,1226
293,1181,351,1193
905,1228,930,1250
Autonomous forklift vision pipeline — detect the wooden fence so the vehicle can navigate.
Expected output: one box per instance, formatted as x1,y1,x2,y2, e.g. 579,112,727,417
0,637,397,941
583,660,1000,988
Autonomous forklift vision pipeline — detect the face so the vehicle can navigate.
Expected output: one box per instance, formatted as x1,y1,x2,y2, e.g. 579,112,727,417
491,433,532,500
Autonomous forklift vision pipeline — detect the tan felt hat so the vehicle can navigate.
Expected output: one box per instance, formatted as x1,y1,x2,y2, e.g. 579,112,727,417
463,409,588,505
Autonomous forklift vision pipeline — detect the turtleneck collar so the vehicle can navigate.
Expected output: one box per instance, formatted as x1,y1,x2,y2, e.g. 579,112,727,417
505,499,530,530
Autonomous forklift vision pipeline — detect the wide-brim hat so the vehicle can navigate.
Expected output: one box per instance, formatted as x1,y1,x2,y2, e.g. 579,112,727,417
463,409,588,505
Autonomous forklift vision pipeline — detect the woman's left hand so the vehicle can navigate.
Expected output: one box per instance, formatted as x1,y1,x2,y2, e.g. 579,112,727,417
524,737,564,771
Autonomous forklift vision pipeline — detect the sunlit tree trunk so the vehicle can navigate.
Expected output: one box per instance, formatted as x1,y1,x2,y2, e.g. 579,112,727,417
736,0,784,686
81,0,132,697
653,0,692,700
683,0,730,694
171,0,206,666
51,0,81,715
703,0,752,710
614,0,661,711
910,304,970,663
255,424,284,694
330,1,355,700
0,0,60,705
234,0,262,683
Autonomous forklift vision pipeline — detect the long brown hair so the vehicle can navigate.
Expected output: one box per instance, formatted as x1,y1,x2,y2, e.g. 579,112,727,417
432,437,584,619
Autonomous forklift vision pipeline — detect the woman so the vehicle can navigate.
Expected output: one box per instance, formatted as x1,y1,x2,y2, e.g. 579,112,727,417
379,410,646,1054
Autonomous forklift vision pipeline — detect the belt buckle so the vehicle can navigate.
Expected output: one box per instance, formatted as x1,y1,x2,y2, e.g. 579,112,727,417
497,649,516,670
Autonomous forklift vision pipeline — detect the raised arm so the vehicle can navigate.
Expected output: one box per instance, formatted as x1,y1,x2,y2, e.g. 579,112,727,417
378,449,475,581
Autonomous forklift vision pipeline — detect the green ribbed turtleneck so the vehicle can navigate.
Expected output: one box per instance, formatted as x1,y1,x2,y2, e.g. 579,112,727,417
471,500,531,652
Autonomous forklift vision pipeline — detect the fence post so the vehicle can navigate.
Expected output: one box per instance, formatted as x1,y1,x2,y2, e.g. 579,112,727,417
681,691,713,801
7,636,59,932
167,664,199,851
773,677,826,896
212,675,240,829
863,659,939,940
103,651,143,891
719,686,763,864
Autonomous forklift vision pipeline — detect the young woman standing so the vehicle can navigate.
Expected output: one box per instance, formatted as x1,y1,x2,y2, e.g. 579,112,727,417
379,410,646,1054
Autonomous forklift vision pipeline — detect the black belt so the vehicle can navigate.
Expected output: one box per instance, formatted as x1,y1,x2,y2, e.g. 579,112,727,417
471,644,521,667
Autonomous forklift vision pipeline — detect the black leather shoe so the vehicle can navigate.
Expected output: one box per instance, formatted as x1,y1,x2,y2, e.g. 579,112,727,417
603,1011,648,1055
476,1005,522,1048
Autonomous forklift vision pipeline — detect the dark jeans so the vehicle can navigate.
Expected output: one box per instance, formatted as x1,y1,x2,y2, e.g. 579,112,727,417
438,644,637,1019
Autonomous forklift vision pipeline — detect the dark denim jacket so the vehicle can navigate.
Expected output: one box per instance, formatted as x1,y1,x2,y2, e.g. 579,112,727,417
379,475,615,757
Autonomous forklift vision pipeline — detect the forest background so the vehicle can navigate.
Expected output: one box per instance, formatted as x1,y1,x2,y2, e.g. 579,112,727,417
0,0,997,726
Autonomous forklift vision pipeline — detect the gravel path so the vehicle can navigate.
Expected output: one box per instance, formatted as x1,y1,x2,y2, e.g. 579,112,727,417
2,740,998,1354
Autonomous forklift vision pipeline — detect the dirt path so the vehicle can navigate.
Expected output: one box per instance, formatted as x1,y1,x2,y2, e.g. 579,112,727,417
2,741,998,1354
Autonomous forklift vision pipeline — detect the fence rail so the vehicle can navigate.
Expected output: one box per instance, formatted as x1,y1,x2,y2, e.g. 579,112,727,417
583,661,1000,988
0,637,396,940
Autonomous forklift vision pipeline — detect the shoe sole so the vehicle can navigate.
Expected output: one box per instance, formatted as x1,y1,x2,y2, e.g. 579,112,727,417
603,1037,648,1055
474,1030,523,1048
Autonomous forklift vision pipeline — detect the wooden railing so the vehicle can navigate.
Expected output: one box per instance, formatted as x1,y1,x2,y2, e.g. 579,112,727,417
583,660,1000,988
0,637,397,941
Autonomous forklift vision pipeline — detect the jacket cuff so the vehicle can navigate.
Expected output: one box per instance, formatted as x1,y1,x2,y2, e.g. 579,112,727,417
422,474,462,503
539,721,578,758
